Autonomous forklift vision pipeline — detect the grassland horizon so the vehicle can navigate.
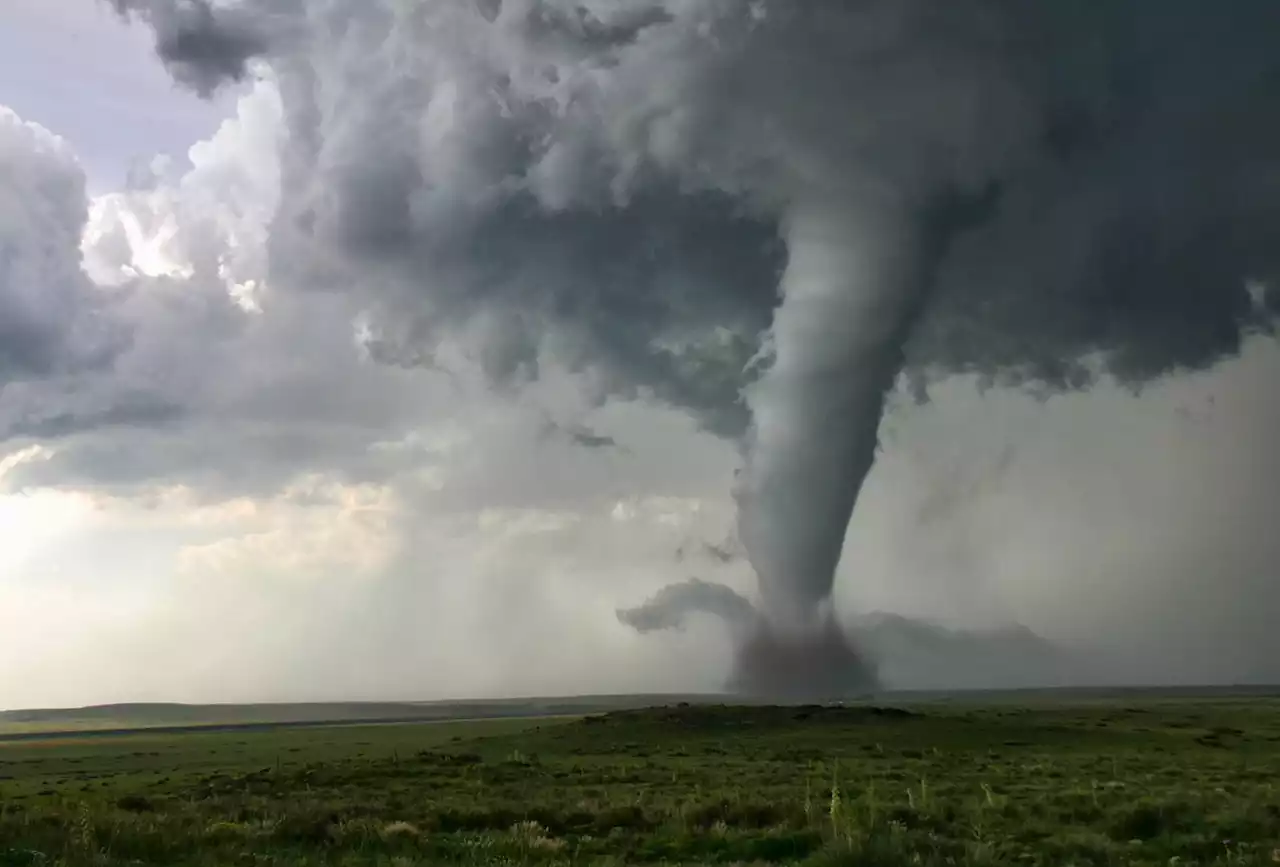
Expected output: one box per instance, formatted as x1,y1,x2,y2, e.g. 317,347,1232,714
5,689,1280,864
7,682,1280,732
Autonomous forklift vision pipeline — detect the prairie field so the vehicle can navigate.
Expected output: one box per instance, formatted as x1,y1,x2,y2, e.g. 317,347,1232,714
3,697,1280,866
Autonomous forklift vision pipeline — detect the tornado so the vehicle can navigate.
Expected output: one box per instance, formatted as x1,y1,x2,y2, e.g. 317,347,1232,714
740,197,926,625
626,189,996,698
727,197,923,694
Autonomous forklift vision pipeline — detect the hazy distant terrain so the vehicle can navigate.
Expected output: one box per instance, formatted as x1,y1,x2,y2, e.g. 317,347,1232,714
0,696,688,736
0,613,1072,733
3,613,1272,741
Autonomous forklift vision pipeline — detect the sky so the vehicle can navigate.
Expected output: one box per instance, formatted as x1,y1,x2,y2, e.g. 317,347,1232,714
0,0,238,191
1,1,1278,710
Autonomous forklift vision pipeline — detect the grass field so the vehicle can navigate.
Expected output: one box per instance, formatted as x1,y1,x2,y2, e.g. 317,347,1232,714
3,699,1280,865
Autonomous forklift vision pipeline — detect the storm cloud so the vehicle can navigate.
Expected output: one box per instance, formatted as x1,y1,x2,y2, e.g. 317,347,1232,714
0,107,126,383
108,1,1280,392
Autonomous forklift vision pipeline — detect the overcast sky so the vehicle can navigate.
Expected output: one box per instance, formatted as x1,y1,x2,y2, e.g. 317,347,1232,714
1,1,1277,710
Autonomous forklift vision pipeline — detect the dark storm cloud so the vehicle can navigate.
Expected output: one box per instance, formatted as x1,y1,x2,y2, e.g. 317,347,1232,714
0,394,182,442
118,0,1279,395
312,190,782,438
107,0,282,96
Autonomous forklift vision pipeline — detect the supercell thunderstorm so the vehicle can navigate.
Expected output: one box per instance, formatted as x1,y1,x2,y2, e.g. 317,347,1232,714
114,0,1280,698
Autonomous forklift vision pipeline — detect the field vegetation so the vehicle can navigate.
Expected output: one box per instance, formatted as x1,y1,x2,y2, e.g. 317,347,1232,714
3,699,1280,865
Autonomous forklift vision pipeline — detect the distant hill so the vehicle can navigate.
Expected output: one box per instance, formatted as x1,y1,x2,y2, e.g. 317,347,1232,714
0,694,721,735
0,702,429,729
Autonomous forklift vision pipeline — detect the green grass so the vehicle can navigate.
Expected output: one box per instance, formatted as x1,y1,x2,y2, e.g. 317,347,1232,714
3,700,1280,865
